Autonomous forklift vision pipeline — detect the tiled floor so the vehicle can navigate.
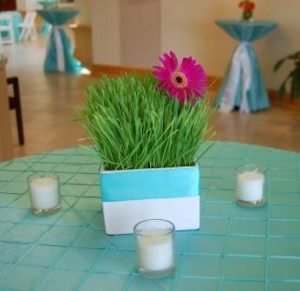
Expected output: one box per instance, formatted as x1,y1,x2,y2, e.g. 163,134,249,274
3,35,300,158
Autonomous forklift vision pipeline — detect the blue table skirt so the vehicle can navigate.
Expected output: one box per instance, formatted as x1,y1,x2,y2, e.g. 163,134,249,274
37,9,81,73
44,27,81,73
40,22,51,36
214,20,277,113
215,42,270,112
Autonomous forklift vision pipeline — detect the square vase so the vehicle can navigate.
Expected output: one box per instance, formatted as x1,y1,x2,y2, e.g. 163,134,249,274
99,164,201,235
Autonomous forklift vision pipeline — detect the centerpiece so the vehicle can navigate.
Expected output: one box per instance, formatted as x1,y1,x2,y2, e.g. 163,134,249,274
238,0,255,21
78,51,214,234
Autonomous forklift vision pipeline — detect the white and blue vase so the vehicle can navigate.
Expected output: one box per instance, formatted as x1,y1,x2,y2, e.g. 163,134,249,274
99,164,201,235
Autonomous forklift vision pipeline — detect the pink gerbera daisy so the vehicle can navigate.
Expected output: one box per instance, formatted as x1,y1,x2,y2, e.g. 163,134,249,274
153,51,207,103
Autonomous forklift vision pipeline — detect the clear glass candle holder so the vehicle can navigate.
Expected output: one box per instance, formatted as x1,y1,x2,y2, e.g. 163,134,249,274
236,164,267,207
134,219,176,278
27,173,61,215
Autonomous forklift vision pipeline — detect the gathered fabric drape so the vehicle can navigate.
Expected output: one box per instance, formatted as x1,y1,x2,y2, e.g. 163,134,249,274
214,20,277,113
37,9,81,73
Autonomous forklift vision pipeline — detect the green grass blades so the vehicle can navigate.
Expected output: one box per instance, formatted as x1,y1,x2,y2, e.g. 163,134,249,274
78,74,214,170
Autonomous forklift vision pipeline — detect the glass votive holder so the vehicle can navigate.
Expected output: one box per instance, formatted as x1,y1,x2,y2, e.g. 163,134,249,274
134,219,176,278
236,164,267,207
27,173,61,215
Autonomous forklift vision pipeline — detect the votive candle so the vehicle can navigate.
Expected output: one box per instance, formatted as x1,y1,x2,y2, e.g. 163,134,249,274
28,173,61,215
134,219,175,278
236,164,266,206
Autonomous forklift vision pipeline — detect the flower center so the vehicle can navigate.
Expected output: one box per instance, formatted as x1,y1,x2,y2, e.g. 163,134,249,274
171,71,188,89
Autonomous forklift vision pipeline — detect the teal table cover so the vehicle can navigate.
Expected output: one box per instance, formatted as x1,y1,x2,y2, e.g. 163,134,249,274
0,11,22,42
38,0,58,9
1,142,300,290
37,9,81,73
214,20,277,113
38,1,58,36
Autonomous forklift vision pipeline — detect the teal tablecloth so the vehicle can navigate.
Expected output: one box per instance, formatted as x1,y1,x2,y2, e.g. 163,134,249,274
0,11,22,42
38,1,59,36
0,142,300,290
214,20,277,113
36,8,81,73
38,0,58,9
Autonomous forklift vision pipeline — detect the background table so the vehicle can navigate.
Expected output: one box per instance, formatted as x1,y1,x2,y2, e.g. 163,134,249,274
36,8,81,73
37,1,58,36
214,20,277,113
0,11,22,43
1,142,300,290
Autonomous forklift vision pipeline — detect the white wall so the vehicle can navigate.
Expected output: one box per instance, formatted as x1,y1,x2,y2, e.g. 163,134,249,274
253,0,300,90
120,0,160,68
161,1,233,77
17,0,44,10
74,0,91,26
16,0,23,10
91,0,300,90
91,0,120,66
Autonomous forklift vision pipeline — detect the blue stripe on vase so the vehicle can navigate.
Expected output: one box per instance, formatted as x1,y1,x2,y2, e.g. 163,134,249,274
99,164,201,202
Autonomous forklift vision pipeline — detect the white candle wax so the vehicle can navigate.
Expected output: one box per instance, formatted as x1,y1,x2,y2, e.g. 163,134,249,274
237,171,264,201
29,177,60,210
137,230,174,271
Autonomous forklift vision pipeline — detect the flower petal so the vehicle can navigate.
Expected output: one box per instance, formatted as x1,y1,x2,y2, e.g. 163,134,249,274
153,52,207,102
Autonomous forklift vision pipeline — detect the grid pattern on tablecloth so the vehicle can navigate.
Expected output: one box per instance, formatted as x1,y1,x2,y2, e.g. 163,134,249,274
0,142,300,291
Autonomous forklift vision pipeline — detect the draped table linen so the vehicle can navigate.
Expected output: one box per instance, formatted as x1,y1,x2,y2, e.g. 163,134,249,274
37,0,58,36
37,8,81,73
214,20,277,113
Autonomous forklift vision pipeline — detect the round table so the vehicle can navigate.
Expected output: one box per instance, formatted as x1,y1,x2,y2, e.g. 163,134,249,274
1,142,300,290
37,8,81,73
37,0,58,36
214,20,277,113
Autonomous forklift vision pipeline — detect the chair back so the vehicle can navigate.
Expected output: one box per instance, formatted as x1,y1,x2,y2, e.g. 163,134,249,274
24,12,37,26
7,77,25,145
0,14,15,45
19,12,37,42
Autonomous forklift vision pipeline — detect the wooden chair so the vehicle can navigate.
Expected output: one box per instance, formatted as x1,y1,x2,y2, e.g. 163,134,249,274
8,77,25,145
19,12,37,42
0,14,15,45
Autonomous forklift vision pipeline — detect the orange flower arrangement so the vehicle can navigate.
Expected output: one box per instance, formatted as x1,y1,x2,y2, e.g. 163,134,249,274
239,0,255,21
